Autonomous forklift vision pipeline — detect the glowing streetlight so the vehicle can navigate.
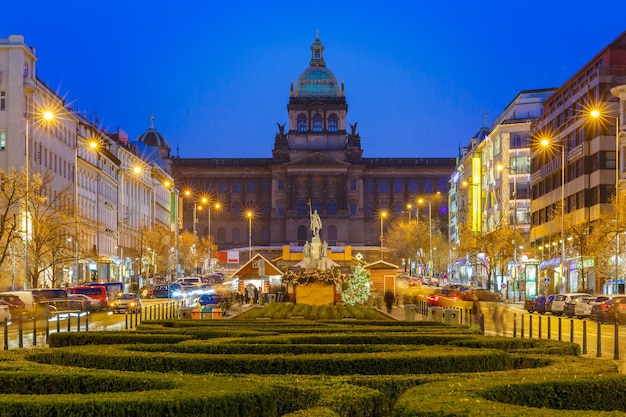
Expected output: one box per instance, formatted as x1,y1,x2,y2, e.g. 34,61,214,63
24,108,55,286
246,210,254,260
591,109,621,294
379,210,388,260
418,198,432,276
497,163,519,299
541,138,566,293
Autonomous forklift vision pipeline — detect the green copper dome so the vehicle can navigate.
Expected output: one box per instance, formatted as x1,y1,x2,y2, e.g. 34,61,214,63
294,33,341,98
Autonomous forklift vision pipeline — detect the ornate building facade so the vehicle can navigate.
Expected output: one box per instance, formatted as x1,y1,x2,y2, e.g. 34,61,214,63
172,35,456,265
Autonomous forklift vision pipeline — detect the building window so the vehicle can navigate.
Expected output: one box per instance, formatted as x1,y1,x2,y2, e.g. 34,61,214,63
312,199,322,213
297,114,307,132
379,180,389,193
393,179,403,193
0,91,5,110
297,225,308,244
327,199,337,215
261,179,270,193
409,179,418,193
350,180,357,190
261,228,269,242
232,202,241,216
248,181,256,193
218,181,228,193
277,204,285,216
423,179,433,193
327,225,337,243
350,203,357,216
328,114,338,132
312,113,323,132
232,228,241,243
364,203,374,217
297,199,308,215
278,180,285,190
232,181,241,193
0,131,5,150
364,179,374,193
438,179,448,193
217,228,225,243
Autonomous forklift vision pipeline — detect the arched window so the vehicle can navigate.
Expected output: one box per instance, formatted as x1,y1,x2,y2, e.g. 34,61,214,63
312,113,323,132
297,114,307,132
327,199,337,215
328,114,338,132
232,228,241,243
297,199,308,215
297,225,308,245
217,227,226,243
312,199,322,214
327,225,337,244
261,228,270,242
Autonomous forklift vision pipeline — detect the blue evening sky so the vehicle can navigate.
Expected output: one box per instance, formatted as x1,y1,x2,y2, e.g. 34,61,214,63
4,1,625,158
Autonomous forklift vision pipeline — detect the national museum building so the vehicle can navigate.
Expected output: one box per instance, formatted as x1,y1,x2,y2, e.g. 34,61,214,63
171,35,456,264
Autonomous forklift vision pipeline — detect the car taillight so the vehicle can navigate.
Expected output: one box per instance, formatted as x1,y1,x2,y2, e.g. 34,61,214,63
600,304,610,311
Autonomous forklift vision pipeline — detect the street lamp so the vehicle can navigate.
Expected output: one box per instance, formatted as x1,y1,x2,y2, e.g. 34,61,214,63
379,210,388,260
591,109,621,294
198,199,221,272
74,135,100,285
246,210,254,261
497,163,518,300
24,109,54,286
418,198,432,276
541,138,566,293
184,190,198,237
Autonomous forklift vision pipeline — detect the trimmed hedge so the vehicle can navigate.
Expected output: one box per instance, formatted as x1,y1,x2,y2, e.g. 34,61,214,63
0,314,624,416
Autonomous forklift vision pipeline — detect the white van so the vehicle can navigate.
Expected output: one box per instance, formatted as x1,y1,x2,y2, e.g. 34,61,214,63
175,277,202,286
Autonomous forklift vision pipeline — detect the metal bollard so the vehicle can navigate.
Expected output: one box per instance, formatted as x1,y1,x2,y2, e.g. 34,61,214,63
529,315,533,339
18,318,23,348
77,313,81,332
597,321,602,357
33,316,37,346
67,314,71,332
558,317,562,341
538,316,542,339
521,314,525,338
125,311,129,330
614,322,619,360
3,318,7,350
570,319,574,343
86,314,89,332
547,317,551,339
513,313,517,338
56,314,60,333
582,320,587,355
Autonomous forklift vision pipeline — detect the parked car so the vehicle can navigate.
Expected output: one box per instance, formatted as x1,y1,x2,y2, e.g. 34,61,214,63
524,297,537,313
195,293,223,307
551,293,591,316
590,296,626,323
525,295,555,314
152,284,182,299
109,293,142,313
0,302,11,323
460,288,502,302
574,295,608,319
441,284,470,297
0,294,27,319
68,294,101,312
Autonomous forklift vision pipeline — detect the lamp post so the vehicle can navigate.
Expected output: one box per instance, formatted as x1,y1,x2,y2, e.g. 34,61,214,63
418,198,432,276
379,210,388,260
74,137,100,285
198,199,220,272
24,109,54,287
541,139,566,293
498,164,518,299
246,210,253,261
591,109,621,294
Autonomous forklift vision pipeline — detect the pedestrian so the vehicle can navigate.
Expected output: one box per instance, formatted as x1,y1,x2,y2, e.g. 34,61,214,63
253,286,259,304
384,290,395,313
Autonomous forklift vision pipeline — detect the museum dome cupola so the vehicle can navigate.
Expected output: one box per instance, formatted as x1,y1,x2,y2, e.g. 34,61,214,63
295,32,341,98
137,115,171,160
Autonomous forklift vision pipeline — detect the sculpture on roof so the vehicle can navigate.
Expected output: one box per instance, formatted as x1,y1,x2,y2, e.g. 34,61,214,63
274,122,288,147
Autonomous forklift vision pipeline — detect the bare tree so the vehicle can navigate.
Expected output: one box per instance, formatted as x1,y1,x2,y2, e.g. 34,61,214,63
27,171,76,288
